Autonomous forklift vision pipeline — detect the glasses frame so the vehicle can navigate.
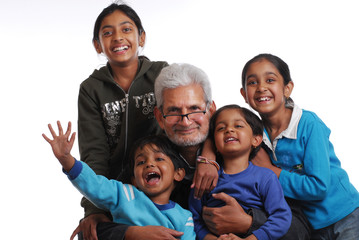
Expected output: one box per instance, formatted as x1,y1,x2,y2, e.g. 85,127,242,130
162,110,207,123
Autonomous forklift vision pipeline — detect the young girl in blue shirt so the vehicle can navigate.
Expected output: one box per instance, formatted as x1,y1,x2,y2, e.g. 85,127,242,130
189,105,291,240
240,53,359,239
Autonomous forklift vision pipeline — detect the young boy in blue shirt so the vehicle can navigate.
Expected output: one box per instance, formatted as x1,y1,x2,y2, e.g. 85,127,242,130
43,121,195,239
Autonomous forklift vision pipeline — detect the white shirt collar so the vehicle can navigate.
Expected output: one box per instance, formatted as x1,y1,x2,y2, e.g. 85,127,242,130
262,104,302,152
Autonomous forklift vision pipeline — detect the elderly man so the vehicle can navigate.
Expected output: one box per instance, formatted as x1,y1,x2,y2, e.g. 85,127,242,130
91,63,259,240
96,63,310,239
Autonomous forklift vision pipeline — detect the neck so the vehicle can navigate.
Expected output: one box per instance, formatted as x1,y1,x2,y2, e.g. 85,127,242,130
110,59,139,92
178,145,201,167
148,185,174,205
222,153,250,174
261,107,293,142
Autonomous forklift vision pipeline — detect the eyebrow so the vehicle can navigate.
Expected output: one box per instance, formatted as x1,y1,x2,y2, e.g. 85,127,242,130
216,119,247,126
246,71,278,80
101,21,135,30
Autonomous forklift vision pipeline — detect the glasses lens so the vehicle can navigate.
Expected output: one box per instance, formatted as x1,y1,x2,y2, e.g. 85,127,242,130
187,111,205,121
165,111,205,123
165,115,181,123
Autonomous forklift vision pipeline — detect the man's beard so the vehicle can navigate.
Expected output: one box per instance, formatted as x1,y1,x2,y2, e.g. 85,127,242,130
165,128,208,147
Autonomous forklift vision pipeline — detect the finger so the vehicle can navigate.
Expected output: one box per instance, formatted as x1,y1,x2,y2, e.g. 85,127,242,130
90,223,98,240
164,228,183,237
212,175,218,189
197,177,210,199
48,123,57,138
193,177,203,199
82,222,90,240
69,132,76,147
57,120,63,135
42,133,51,143
70,225,81,240
212,192,232,203
190,171,197,189
64,121,72,138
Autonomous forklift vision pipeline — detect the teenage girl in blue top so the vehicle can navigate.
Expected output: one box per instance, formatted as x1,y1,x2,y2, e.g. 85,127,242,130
240,53,359,239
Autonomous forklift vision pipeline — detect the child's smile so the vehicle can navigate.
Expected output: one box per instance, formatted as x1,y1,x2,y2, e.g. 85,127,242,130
112,45,129,54
132,144,182,204
144,170,161,186
224,136,239,143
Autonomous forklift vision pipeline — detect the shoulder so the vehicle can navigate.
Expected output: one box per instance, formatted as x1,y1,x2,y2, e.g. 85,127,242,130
80,65,112,88
139,56,168,76
300,109,329,133
173,202,193,218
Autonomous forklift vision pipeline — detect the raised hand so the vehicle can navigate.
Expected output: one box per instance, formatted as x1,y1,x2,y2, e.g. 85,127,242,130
42,121,76,171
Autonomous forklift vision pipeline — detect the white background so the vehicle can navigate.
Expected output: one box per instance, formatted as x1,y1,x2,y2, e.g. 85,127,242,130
1,0,358,239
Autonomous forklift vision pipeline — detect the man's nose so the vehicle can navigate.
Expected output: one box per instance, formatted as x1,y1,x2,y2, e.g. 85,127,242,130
179,114,192,126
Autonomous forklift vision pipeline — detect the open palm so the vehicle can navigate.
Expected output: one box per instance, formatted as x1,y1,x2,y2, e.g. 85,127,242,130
43,121,76,169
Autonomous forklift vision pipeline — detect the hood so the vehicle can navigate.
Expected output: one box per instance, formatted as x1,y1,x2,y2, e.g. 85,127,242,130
89,56,154,84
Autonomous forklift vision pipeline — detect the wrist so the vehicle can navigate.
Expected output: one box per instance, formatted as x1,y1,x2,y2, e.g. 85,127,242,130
125,226,140,240
197,156,219,171
63,155,75,172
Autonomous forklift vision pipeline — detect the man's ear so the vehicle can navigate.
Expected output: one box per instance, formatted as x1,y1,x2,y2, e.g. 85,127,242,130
174,168,186,182
252,134,263,148
209,101,217,115
240,88,248,103
93,40,103,54
154,106,165,129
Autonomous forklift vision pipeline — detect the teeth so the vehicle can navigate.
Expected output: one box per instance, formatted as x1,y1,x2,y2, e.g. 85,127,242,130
258,97,270,102
113,46,128,52
146,172,160,181
225,137,237,143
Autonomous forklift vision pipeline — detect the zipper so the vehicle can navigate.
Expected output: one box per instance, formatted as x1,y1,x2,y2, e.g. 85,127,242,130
113,79,137,171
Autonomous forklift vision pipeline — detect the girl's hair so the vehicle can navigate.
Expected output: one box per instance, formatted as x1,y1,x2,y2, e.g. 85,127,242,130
92,2,145,43
128,134,185,178
241,53,293,89
209,104,263,160
155,63,212,110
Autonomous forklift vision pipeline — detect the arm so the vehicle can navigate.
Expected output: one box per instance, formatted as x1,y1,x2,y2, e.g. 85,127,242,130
192,138,219,199
279,118,331,200
251,147,282,178
125,226,183,240
42,121,119,240
262,117,331,201
251,172,292,240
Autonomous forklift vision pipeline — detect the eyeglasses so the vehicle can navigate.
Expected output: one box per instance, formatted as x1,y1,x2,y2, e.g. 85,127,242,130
162,110,207,124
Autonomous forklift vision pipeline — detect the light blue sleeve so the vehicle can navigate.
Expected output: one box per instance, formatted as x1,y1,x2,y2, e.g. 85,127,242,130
279,114,331,200
181,211,196,240
70,161,125,212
